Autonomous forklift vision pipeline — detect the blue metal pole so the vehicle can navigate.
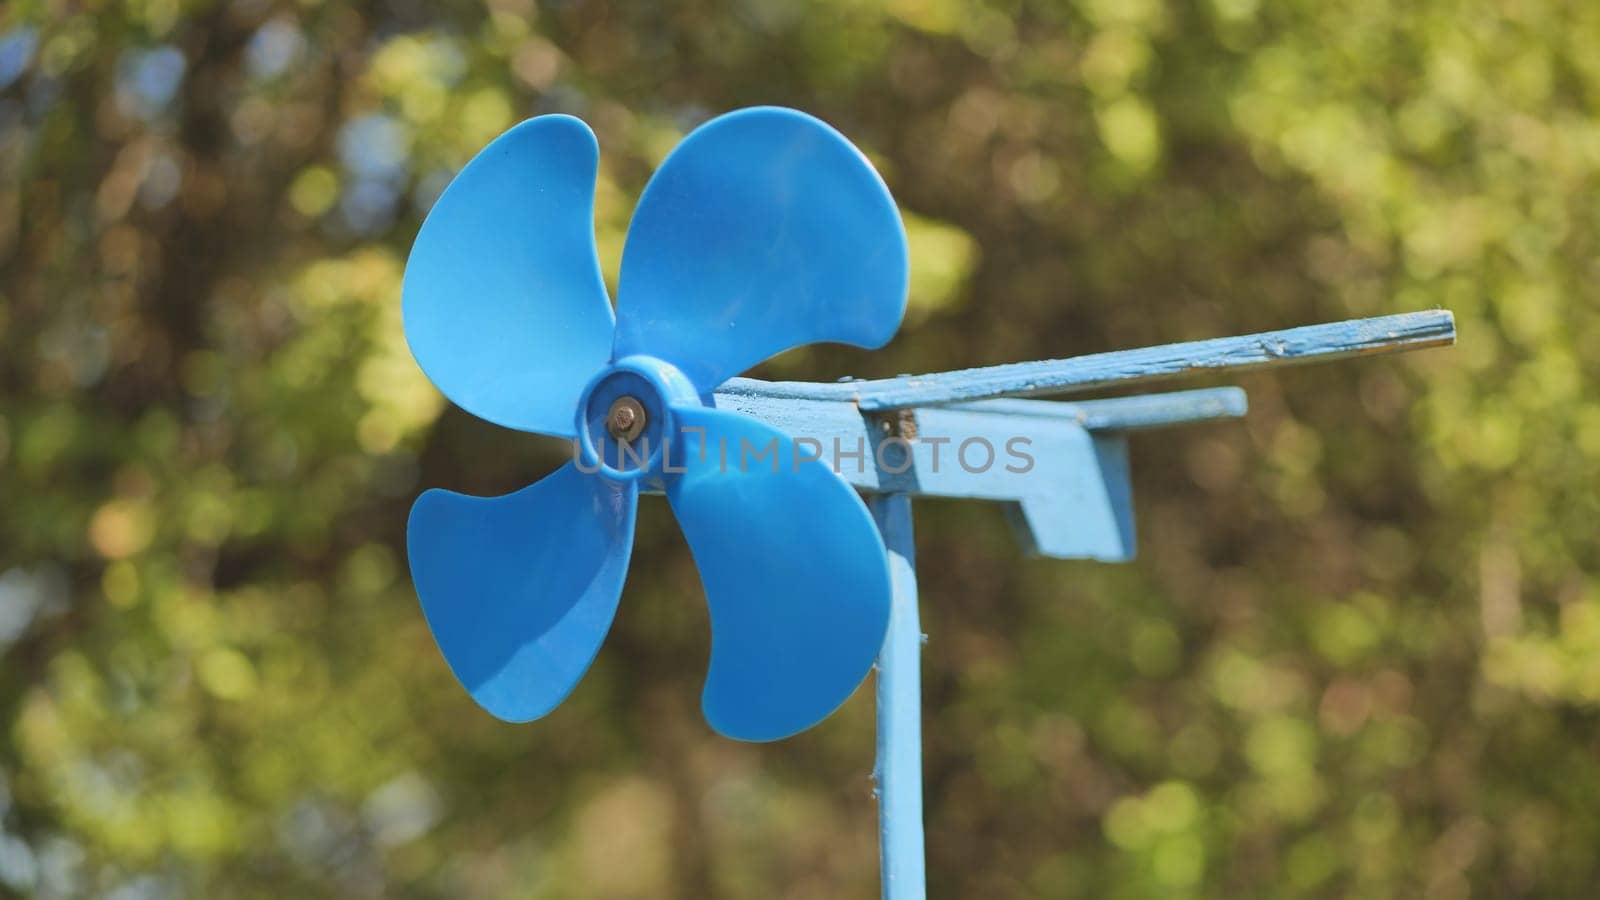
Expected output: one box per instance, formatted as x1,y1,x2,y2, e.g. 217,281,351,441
871,493,927,900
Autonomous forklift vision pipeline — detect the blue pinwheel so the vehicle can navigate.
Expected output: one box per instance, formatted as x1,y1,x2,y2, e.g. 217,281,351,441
402,107,909,741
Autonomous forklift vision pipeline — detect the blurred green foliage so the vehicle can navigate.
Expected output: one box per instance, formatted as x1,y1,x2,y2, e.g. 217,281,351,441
1,0,1598,896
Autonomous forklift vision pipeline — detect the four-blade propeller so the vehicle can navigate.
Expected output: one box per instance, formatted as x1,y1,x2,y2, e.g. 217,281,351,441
402,107,909,741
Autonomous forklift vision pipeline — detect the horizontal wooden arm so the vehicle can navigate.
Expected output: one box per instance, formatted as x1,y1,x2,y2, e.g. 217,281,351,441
718,310,1455,410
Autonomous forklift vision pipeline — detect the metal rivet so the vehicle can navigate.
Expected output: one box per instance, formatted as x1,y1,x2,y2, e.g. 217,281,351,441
606,396,647,441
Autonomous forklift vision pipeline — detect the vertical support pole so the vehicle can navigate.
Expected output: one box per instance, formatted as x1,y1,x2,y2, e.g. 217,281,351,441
870,493,926,900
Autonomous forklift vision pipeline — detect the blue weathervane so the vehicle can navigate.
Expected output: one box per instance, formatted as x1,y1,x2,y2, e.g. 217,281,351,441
400,107,1455,899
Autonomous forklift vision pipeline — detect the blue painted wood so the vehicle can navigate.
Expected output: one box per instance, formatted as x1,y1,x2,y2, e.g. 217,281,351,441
716,385,1248,434
648,314,1453,894
717,310,1455,409
871,493,926,900
1006,434,1135,561
717,311,1450,896
943,387,1246,432
706,391,1141,559
706,388,1241,559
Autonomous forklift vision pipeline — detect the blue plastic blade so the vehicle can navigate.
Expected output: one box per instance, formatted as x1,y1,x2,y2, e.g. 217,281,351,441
613,107,909,393
403,116,615,437
406,464,636,722
665,404,892,741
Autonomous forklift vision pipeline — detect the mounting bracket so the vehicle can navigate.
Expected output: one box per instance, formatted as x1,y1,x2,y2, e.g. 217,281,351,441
715,310,1456,899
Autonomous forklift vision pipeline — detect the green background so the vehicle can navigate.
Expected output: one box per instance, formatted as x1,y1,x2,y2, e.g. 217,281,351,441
2,0,1598,896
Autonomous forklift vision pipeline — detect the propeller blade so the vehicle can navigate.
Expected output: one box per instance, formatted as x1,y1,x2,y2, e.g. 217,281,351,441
403,116,615,437
613,107,909,393
407,464,636,722
664,404,891,741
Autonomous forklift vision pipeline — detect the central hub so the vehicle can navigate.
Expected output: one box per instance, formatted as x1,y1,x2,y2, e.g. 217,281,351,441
575,355,700,482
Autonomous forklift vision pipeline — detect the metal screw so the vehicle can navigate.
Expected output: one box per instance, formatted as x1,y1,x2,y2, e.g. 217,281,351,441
612,405,636,431
606,396,647,441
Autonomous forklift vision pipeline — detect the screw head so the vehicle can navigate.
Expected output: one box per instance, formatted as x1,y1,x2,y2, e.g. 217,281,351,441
606,396,647,442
